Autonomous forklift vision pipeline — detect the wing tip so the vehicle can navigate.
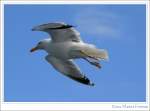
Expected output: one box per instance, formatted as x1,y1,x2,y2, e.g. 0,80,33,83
68,75,95,86
32,22,75,31
88,82,95,86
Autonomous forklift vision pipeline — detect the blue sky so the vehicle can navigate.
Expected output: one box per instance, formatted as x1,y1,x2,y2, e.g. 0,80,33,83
4,4,146,102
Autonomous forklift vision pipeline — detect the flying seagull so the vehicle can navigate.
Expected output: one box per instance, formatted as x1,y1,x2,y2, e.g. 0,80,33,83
30,22,109,86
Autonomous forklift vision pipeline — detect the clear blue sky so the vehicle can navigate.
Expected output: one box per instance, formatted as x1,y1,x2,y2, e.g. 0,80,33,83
4,4,146,102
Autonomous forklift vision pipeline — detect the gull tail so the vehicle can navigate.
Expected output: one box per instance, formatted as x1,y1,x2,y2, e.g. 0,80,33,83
95,49,109,60
82,48,109,61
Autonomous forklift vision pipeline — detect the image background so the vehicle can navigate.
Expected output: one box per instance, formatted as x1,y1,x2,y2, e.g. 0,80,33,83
4,4,146,102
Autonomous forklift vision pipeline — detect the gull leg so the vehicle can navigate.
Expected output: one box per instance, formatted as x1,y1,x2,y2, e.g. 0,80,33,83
83,58,101,69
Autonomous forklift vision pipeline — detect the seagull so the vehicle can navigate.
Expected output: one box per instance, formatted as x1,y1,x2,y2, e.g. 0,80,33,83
30,22,109,86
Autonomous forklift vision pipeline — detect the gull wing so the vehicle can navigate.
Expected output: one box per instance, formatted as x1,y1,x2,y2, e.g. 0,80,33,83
45,55,94,86
32,22,82,42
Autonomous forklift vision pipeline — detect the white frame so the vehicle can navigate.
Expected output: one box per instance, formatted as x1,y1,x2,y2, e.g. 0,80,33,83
0,1,149,111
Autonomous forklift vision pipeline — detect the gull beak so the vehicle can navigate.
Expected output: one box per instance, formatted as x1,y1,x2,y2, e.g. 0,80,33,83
30,46,38,52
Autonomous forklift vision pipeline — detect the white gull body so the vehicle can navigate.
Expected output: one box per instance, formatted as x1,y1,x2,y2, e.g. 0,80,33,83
31,22,109,86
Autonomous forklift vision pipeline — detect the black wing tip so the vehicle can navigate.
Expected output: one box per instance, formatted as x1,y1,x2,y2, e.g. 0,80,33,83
31,22,75,31
31,26,41,31
31,28,35,31
48,24,74,30
88,82,95,86
68,75,95,86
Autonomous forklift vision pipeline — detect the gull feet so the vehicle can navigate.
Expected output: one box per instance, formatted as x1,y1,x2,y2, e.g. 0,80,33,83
83,57,101,69
91,61,101,69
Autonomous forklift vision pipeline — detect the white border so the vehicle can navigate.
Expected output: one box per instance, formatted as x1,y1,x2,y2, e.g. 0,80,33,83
0,1,149,111
1,0,148,4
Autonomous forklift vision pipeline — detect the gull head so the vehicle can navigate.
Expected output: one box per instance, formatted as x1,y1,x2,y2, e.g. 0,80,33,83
30,39,49,52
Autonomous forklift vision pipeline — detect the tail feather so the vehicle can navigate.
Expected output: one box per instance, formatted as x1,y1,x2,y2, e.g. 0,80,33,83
97,49,109,60
83,48,109,61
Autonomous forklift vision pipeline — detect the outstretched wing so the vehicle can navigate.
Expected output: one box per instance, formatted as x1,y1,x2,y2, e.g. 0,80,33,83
45,55,94,86
32,22,82,42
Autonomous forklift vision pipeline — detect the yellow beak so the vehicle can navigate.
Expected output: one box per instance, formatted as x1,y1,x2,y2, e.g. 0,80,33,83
30,46,38,52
